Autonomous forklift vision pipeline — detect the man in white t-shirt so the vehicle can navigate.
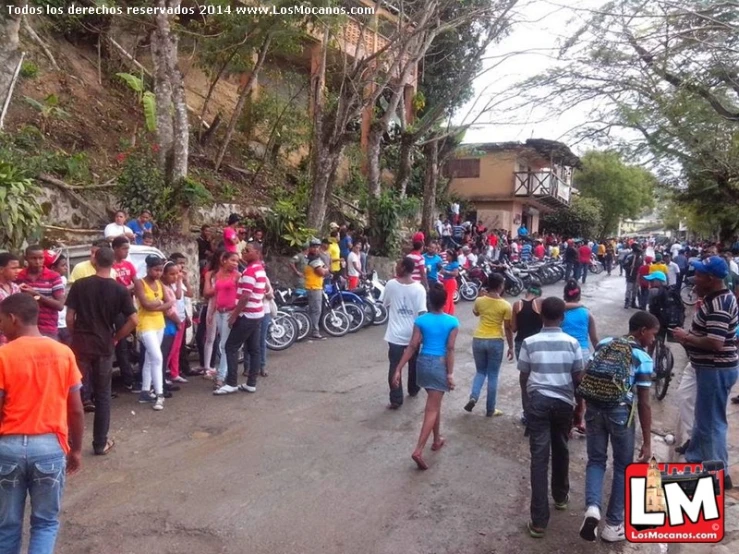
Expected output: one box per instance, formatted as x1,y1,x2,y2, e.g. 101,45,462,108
663,254,681,287
381,256,427,409
104,210,135,241
346,242,362,289
670,242,682,258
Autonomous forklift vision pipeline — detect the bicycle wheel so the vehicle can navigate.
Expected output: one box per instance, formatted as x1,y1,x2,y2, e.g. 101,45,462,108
680,284,698,306
653,341,669,401
266,313,297,351
321,310,351,337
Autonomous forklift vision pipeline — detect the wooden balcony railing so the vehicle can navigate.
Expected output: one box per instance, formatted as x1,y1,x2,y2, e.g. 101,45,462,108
514,171,571,207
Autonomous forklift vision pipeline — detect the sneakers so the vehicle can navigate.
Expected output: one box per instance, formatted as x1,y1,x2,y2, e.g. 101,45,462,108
554,494,569,511
601,523,625,543
213,384,239,395
125,383,143,394
579,505,601,542
138,391,156,404
171,375,188,383
238,383,257,393
486,409,503,417
152,396,165,411
463,398,476,412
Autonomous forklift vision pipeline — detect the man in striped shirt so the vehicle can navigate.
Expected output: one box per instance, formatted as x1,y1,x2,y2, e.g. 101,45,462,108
215,243,267,395
407,240,427,289
17,245,65,340
673,256,738,487
518,297,583,538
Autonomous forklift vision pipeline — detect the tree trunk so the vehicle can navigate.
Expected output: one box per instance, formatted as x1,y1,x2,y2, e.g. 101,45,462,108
421,140,438,237
366,122,384,198
395,131,414,198
0,2,24,119
214,34,271,171
307,143,343,230
150,12,174,173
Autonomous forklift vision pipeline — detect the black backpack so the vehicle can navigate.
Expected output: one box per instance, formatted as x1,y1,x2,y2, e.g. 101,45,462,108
663,288,686,329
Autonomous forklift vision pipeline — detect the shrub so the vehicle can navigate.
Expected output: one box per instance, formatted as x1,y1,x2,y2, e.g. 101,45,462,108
0,162,43,250
20,61,39,79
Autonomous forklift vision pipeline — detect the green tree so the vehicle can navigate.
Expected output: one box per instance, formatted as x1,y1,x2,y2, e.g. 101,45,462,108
575,151,656,238
540,196,603,239
0,161,42,250
517,0,739,239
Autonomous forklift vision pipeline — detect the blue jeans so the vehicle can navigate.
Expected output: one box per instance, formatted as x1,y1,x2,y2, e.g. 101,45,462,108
685,365,738,470
584,403,635,526
470,338,505,413
0,434,66,554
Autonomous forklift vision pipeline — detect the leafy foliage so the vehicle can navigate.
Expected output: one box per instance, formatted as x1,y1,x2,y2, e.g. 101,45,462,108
364,191,421,256
261,199,316,255
0,162,43,250
541,196,603,240
24,94,69,133
575,151,657,238
116,73,157,132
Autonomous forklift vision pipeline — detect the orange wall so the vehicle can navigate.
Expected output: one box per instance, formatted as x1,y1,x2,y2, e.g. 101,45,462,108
449,151,518,200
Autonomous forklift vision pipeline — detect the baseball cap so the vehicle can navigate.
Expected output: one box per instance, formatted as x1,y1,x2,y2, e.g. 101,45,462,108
655,254,663,262
645,256,654,264
412,231,425,243
643,271,667,283
690,256,729,279
44,249,62,268
309,238,321,247
329,222,340,230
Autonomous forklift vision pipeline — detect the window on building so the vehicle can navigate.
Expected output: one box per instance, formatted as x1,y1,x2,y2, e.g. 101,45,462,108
445,158,480,178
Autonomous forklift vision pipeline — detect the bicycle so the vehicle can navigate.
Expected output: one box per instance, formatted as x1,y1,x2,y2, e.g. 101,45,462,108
653,329,675,401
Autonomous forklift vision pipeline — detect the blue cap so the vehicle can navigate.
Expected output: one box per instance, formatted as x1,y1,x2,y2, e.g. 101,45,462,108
690,256,729,279
643,271,667,283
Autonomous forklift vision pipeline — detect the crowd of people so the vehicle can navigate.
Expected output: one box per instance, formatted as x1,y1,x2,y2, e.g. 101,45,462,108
1,204,738,549
384,232,737,543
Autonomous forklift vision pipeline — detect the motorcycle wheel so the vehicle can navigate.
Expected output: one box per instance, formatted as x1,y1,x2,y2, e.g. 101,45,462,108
360,301,376,327
460,283,479,301
372,303,389,325
321,310,351,337
266,313,298,351
453,289,460,304
343,303,366,333
506,280,523,297
292,310,312,341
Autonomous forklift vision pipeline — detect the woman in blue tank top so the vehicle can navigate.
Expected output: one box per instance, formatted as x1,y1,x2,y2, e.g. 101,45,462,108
562,279,599,434
392,283,459,470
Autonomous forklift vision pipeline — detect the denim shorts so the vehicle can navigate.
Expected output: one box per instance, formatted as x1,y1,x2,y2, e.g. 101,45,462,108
416,354,449,392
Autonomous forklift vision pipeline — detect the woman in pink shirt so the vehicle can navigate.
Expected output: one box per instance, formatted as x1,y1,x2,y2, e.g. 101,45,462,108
202,251,240,388
223,213,241,254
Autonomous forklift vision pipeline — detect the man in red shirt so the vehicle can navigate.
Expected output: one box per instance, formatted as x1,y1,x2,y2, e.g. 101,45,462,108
578,241,592,284
534,240,546,260
0,293,84,551
16,245,65,340
112,237,139,392
216,243,267,395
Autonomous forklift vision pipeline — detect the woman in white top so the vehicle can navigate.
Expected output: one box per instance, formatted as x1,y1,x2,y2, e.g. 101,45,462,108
104,210,135,241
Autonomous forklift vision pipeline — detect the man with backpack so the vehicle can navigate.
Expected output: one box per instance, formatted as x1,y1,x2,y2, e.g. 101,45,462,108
622,244,643,309
646,270,685,356
672,256,738,490
578,311,658,543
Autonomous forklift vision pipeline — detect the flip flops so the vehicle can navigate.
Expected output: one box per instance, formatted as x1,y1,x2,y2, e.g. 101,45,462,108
94,439,115,456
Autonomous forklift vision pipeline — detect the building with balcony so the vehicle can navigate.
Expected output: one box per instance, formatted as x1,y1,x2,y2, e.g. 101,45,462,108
446,139,581,234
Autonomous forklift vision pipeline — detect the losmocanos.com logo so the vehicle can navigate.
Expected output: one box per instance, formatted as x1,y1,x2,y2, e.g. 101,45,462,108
625,457,725,543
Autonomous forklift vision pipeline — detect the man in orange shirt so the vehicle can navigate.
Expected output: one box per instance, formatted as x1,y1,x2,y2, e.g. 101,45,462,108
0,293,84,552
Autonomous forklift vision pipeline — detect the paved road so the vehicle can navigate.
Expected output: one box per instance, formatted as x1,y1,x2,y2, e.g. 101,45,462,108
56,274,700,554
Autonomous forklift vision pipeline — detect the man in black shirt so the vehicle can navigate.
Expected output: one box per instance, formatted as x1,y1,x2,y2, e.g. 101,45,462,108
197,225,214,270
564,241,578,281
623,244,643,309
66,247,137,455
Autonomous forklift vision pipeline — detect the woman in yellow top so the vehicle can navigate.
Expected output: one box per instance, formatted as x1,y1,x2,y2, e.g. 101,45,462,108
133,255,173,409
464,273,514,417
